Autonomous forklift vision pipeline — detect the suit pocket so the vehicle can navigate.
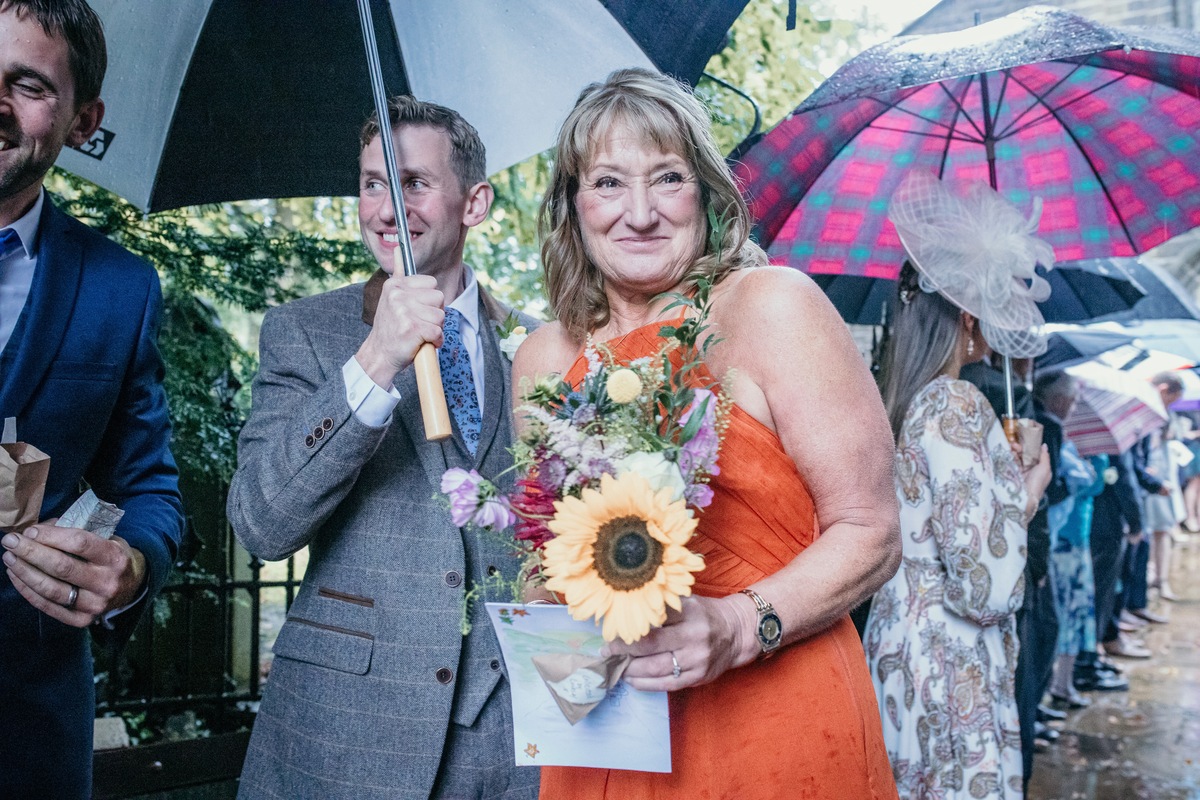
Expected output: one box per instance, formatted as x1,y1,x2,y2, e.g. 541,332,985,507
271,616,373,675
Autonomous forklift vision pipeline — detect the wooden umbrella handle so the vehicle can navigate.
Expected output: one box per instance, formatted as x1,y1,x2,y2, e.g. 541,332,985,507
1002,416,1019,445
396,249,451,441
414,343,452,441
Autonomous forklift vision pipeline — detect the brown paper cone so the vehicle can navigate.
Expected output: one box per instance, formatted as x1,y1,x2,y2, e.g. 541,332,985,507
0,442,51,533
1016,418,1044,468
532,652,632,725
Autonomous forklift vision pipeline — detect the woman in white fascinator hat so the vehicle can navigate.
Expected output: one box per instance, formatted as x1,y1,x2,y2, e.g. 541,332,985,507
864,171,1053,799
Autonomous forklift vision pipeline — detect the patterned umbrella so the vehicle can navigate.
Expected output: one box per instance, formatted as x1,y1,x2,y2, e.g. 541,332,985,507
1063,361,1169,457
733,5,1200,282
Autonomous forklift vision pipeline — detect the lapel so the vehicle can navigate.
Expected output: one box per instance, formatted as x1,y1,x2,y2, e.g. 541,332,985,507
0,201,83,418
473,287,513,469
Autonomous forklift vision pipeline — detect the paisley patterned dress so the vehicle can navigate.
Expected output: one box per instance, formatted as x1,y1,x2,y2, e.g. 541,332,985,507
864,377,1028,799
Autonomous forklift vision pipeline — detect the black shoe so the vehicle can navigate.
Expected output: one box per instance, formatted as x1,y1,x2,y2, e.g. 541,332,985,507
1034,721,1060,743
1074,671,1129,692
1095,657,1123,676
1050,691,1092,710
1038,704,1068,722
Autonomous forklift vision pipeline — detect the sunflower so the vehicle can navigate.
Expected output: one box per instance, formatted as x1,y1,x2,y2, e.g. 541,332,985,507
542,471,705,644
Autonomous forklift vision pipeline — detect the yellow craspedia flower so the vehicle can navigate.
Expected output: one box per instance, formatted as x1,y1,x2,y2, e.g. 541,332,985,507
542,471,705,644
605,368,643,404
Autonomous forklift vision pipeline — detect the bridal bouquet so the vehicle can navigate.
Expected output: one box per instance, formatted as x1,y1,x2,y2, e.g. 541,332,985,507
440,282,730,644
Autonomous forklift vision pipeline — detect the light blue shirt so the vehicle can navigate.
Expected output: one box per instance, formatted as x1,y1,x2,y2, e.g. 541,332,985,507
0,190,45,352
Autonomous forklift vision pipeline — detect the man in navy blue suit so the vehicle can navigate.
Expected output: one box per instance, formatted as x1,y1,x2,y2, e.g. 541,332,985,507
0,1,184,796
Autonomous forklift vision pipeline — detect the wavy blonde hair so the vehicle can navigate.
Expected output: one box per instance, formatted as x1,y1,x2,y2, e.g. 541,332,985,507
540,68,766,340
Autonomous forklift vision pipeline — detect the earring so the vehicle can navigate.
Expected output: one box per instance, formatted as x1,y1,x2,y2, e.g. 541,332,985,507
967,338,975,357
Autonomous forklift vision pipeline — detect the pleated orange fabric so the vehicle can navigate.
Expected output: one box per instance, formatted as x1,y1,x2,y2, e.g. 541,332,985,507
539,321,897,800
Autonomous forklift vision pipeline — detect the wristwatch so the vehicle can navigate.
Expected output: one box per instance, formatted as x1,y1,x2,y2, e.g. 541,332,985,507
740,588,782,656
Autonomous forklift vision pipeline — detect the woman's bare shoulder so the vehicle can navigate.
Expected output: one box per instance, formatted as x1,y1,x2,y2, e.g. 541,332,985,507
513,319,580,379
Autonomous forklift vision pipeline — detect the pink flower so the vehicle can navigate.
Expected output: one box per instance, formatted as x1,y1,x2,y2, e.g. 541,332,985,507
440,468,513,529
475,495,517,530
678,388,721,479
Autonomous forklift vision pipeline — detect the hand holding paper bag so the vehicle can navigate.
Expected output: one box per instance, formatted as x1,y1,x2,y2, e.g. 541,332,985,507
0,417,50,533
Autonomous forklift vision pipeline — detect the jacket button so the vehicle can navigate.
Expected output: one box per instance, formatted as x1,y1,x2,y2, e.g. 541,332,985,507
322,417,334,431
313,426,325,440
486,565,499,577
304,434,315,448
444,571,462,588
436,667,453,684
489,659,501,672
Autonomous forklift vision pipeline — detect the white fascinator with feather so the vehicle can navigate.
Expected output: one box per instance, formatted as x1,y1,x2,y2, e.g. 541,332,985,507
888,171,1055,358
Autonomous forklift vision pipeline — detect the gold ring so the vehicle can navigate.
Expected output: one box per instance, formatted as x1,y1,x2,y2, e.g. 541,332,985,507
670,651,681,679
65,585,78,610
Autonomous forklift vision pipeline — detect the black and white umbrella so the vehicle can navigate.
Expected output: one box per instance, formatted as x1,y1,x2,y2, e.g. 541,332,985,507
58,0,748,212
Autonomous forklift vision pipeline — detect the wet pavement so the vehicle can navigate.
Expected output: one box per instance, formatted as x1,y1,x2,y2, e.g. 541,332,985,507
1028,536,1200,800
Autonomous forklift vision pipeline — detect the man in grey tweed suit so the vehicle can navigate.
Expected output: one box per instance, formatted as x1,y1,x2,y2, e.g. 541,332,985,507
228,97,539,799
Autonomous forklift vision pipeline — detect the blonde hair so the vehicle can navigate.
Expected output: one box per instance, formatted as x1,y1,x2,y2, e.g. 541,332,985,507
540,68,766,340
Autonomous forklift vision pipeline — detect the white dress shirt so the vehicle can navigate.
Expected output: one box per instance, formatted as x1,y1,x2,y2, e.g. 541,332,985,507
343,266,486,427
0,190,45,353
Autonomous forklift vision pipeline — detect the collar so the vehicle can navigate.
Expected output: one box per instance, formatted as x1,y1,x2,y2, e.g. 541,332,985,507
4,189,45,259
361,264,482,328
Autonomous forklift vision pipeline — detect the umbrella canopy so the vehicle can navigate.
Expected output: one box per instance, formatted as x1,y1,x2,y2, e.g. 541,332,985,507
1081,257,1200,323
733,5,1200,280
815,259,1144,326
1036,328,1139,371
1064,361,1169,457
58,0,747,212
1089,319,1200,364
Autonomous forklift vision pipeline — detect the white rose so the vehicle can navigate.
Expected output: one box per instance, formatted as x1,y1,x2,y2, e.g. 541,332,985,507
615,451,687,502
499,327,528,361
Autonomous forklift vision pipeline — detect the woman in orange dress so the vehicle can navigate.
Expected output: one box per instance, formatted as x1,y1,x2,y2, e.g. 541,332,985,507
513,68,902,799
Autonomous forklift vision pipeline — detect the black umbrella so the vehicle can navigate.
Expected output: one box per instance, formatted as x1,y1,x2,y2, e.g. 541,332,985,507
59,0,749,212
1035,328,1136,371
815,260,1145,326
1082,257,1200,323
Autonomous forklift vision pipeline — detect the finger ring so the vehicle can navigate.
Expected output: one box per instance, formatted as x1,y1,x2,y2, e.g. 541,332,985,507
670,651,681,679
65,585,78,610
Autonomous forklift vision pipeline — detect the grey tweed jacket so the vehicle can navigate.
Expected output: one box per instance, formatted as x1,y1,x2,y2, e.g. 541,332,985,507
228,275,537,799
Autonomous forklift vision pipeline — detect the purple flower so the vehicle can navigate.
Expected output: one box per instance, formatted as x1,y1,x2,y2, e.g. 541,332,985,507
678,389,720,478
474,495,517,530
439,468,514,529
687,483,714,509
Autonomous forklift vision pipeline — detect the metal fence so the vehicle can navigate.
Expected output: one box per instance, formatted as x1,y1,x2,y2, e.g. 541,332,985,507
92,484,304,797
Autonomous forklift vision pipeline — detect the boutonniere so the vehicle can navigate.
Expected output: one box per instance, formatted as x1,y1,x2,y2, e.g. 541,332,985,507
497,313,529,361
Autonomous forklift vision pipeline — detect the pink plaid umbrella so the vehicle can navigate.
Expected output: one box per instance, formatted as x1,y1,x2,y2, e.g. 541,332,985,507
733,6,1200,286
1063,362,1169,457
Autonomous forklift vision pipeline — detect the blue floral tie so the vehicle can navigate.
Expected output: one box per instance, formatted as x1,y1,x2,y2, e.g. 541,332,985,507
438,308,481,454
0,229,21,260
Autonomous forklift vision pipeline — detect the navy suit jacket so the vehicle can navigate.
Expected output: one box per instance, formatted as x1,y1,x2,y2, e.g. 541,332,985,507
0,198,184,798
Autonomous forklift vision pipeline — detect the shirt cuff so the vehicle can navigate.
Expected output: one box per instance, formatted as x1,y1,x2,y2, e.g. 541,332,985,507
343,356,401,427
96,586,148,629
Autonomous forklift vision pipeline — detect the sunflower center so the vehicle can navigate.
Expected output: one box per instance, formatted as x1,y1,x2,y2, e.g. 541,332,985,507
592,515,664,591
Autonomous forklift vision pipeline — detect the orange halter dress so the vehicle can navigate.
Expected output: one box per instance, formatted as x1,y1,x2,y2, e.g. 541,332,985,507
538,320,897,800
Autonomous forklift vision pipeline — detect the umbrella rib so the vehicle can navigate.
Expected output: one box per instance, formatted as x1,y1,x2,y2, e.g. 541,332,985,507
994,62,1089,139
870,124,982,145
936,78,977,179
936,79,987,141
997,68,1128,140
1004,70,1139,251
866,85,985,143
